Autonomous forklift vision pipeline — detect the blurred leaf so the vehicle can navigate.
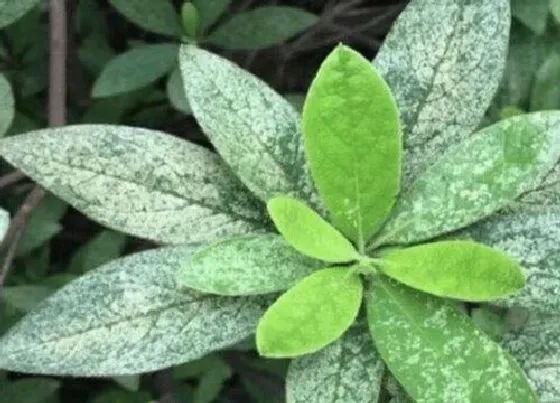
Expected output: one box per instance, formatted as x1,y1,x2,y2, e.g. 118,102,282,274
284,93,305,112
3,378,60,403
0,73,15,137
0,207,8,242
471,307,507,342
81,89,150,124
20,61,49,97
6,113,40,136
531,52,560,110
193,360,232,403
166,67,191,115
499,105,525,120
112,375,140,392
192,0,230,30
79,33,115,75
22,245,50,280
0,0,42,28
4,6,45,57
552,0,560,24
239,370,284,403
76,0,108,36
173,354,228,380
91,389,152,403
512,0,549,35
108,0,181,37
69,230,127,274
181,2,201,38
1,285,54,312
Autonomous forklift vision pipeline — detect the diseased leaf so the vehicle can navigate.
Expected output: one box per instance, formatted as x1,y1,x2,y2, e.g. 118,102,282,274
92,44,178,98
108,0,181,37
304,45,401,248
192,0,230,29
375,0,510,185
531,52,560,111
257,267,362,358
0,125,266,245
0,247,271,375
379,240,525,301
179,45,316,204
376,112,560,246
3,378,60,403
0,73,15,137
367,277,537,402
267,196,359,262
511,0,549,35
207,6,318,50
166,66,191,115
286,325,384,403
178,234,321,296
0,0,42,28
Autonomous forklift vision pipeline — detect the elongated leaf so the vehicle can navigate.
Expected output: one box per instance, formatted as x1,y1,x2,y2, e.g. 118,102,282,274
257,267,362,358
531,52,560,111
108,0,181,37
179,45,316,205
192,0,230,29
92,44,178,98
167,66,191,115
207,6,317,50
0,207,9,242
367,277,537,402
267,196,359,262
0,0,42,28
375,0,510,185
0,247,271,375
178,234,321,296
304,45,401,247
380,240,525,301
0,73,14,137
375,112,560,246
0,125,266,244
286,325,384,403
511,0,549,35
3,378,60,403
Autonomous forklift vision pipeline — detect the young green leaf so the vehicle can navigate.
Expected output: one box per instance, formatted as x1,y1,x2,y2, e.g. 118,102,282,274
0,0,42,28
192,0,230,29
511,0,549,35
303,44,401,248
178,234,321,296
92,44,178,98
267,196,359,262
257,267,362,358
379,240,525,301
0,73,15,137
0,247,272,375
367,277,537,402
181,2,200,38
286,325,384,403
108,0,182,37
376,112,560,246
531,52,560,111
375,0,510,185
166,67,191,115
0,125,266,244
206,6,318,50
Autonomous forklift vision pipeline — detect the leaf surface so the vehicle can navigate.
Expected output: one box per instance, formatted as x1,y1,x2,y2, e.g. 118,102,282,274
531,52,560,111
3,378,60,403
166,66,191,115
511,0,549,35
0,207,8,243
192,0,230,29
0,73,14,137
0,0,42,28
108,0,181,37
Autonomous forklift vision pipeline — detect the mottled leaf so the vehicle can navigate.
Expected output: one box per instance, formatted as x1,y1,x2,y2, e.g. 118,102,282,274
375,0,510,185
531,52,560,111
304,45,401,248
367,277,536,402
0,0,42,28
375,112,560,246
92,44,178,98
166,66,191,115
267,196,359,262
286,325,384,403
192,0,230,29
257,267,362,358
178,234,321,296
0,247,271,375
3,378,60,403
0,207,9,243
207,6,317,50
511,0,549,35
0,73,15,137
0,125,266,245
108,0,181,37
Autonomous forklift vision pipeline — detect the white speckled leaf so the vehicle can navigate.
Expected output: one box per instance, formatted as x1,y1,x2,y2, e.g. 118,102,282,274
0,207,9,242
179,45,316,205
375,0,510,186
286,325,384,403
0,246,272,376
0,125,266,245
367,276,536,402
0,73,15,137
0,0,41,28
375,112,560,246
108,0,181,37
178,234,321,296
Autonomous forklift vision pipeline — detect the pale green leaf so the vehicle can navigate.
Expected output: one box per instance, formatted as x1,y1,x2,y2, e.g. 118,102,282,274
207,6,317,50
166,66,191,115
3,378,60,403
181,3,200,38
379,240,525,301
376,112,560,246
286,325,384,403
2,285,54,312
0,73,15,137
512,0,549,35
257,267,362,358
0,246,271,375
0,207,9,243
552,0,560,24
375,0,510,185
304,45,401,247
92,44,178,98
192,0,230,29
193,362,232,403
178,233,321,296
179,45,316,204
367,277,537,402
0,125,266,245
108,0,181,37
0,0,42,28
531,52,560,111
69,230,127,274
267,196,359,262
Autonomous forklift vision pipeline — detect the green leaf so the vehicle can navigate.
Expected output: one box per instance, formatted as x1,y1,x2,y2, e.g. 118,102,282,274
192,0,230,30
179,45,316,204
531,52,560,111
286,325,384,403
69,230,127,274
178,234,321,296
303,45,401,247
0,73,15,137
0,0,42,28
367,277,537,402
2,285,54,312
267,196,359,262
256,267,362,358
0,125,266,244
181,2,201,38
375,0,510,185
376,112,560,246
0,207,9,243
166,66,191,115
0,246,271,375
470,307,507,342
512,0,549,35
108,0,181,37
206,6,318,50
552,0,560,24
193,362,232,403
3,378,60,403
379,240,525,301
92,44,178,98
